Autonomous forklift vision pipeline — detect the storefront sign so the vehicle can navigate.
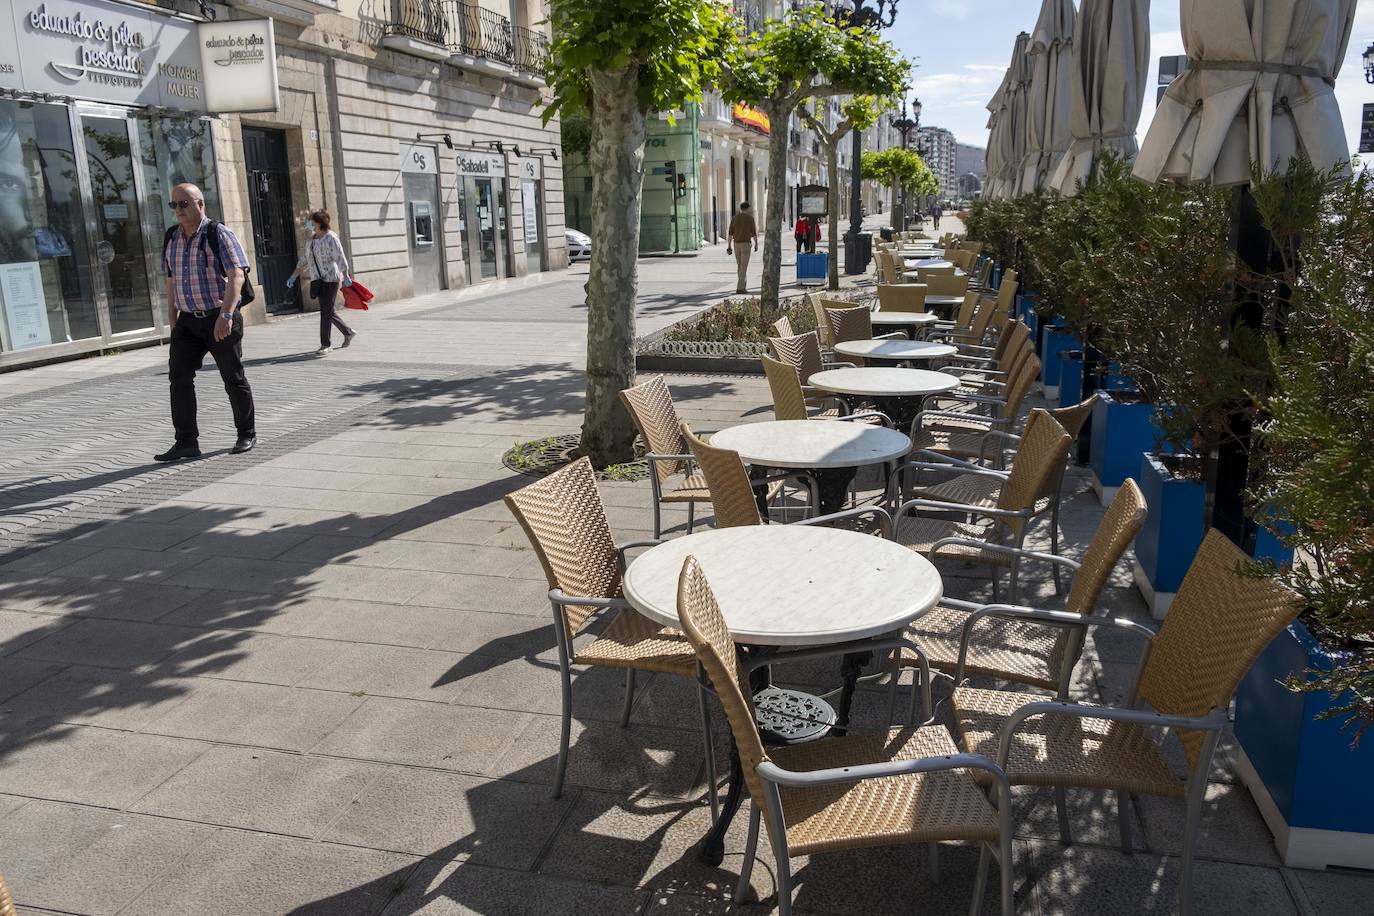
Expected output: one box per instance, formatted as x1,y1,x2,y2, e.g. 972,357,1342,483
399,142,437,174
1361,104,1374,155
0,261,51,350
732,103,770,135
455,150,505,177
521,180,539,243
512,156,541,181
198,18,279,113
0,0,205,111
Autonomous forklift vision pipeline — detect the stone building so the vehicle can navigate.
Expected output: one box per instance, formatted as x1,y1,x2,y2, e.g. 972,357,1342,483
915,125,958,203
0,0,562,370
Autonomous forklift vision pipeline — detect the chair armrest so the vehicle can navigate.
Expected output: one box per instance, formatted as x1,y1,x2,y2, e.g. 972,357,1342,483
822,360,859,370
616,539,662,573
995,701,1228,771
797,505,894,540
940,541,1082,570
897,499,1030,522
915,409,1000,428
757,752,1011,798
837,410,893,427
875,331,907,341
549,589,631,611
645,452,693,463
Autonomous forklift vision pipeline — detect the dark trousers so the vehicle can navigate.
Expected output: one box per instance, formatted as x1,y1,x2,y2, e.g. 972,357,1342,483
318,282,353,348
168,312,255,446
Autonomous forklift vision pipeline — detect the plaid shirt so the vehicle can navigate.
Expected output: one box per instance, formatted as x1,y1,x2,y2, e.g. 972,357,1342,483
163,218,249,313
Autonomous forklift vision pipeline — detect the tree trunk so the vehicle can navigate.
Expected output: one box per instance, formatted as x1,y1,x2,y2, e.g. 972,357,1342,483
760,101,790,317
890,181,901,230
580,67,646,467
826,141,840,290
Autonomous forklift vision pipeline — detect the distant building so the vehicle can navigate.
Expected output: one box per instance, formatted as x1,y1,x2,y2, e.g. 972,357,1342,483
956,143,988,180
915,126,958,202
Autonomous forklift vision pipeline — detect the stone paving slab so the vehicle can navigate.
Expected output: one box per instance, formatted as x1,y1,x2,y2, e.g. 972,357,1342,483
3,234,1372,915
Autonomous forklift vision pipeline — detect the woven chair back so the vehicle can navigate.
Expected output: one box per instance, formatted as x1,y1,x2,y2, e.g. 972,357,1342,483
968,295,999,342
772,315,795,338
1064,478,1147,618
1049,394,1099,441
767,331,824,386
681,423,763,528
921,274,970,297
825,305,874,367
504,457,621,639
994,321,1031,368
976,257,994,289
1137,530,1300,767
620,375,688,484
962,241,984,254
876,283,927,312
951,292,979,330
1003,354,1041,418
761,354,811,422
808,294,834,347
0,871,13,916
995,409,1070,539
995,276,1019,317
917,267,955,282
676,557,775,832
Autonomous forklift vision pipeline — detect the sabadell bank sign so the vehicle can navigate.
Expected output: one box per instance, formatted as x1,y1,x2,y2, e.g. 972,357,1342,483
0,0,278,114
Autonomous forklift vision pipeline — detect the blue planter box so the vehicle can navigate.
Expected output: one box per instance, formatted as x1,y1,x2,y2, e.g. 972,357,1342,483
1042,327,1077,388
1089,392,1161,502
1235,619,1374,868
796,252,827,286
1057,351,1084,409
1132,452,1205,618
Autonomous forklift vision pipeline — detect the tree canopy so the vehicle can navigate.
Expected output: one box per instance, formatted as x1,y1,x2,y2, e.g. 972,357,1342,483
862,147,937,197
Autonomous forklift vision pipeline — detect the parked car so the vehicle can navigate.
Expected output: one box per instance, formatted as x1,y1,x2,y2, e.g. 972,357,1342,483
565,228,591,261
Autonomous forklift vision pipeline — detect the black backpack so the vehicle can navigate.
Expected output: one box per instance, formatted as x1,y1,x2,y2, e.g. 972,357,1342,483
162,220,257,306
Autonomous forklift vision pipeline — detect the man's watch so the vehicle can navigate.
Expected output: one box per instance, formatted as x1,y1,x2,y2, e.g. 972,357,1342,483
219,311,235,320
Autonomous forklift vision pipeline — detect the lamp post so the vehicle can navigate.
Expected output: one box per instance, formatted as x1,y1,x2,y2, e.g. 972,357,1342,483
835,0,901,274
889,91,919,230
1364,41,1374,84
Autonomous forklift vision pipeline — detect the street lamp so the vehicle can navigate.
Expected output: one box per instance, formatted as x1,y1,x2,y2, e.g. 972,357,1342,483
833,0,903,274
889,90,920,230
1364,41,1374,85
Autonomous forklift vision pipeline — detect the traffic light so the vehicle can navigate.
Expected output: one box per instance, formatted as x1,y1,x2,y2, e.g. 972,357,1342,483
675,173,687,199
663,160,676,186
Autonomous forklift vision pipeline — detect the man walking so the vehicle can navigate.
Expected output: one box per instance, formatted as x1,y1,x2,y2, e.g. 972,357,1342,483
725,201,757,295
154,183,256,462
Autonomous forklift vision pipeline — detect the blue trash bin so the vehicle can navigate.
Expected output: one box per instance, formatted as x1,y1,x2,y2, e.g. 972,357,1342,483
797,252,828,286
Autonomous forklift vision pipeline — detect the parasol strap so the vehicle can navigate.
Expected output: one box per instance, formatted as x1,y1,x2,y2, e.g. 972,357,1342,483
1187,58,1332,85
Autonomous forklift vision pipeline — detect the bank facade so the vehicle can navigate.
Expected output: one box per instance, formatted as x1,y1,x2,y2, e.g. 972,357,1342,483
0,0,563,370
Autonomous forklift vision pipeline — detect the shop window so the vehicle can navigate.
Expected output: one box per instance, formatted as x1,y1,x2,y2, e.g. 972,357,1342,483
0,101,97,354
138,116,221,315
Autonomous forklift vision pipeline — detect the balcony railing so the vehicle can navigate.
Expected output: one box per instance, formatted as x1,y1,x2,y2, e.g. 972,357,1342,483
384,0,548,73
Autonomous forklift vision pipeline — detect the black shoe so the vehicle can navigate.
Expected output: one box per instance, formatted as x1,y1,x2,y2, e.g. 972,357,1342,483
155,444,202,462
231,435,257,455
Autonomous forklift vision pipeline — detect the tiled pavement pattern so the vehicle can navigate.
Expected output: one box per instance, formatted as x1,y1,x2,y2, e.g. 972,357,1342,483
2,240,1371,915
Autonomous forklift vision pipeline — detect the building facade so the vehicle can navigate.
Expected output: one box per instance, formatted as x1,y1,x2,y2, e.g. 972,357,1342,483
0,0,563,370
915,125,957,203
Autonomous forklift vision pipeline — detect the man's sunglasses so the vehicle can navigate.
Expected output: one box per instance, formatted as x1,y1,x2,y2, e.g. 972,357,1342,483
168,200,200,210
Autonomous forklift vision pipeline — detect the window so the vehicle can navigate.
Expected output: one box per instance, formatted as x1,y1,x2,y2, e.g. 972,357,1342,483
0,101,97,353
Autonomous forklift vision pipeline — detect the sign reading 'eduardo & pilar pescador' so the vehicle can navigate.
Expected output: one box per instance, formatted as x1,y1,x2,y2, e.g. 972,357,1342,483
0,0,279,114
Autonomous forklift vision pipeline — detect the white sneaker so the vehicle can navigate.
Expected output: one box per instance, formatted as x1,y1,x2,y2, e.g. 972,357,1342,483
316,346,331,356
341,333,356,349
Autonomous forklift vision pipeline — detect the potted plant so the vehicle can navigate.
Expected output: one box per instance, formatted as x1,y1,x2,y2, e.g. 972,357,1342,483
1232,163,1374,867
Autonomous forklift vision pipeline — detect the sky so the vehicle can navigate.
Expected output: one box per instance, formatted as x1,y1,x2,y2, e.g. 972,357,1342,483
885,0,1374,158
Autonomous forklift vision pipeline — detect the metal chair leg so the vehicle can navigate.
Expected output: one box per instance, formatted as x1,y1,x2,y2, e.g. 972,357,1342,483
735,803,761,904
652,500,663,540
698,682,720,821
1051,498,1064,594
929,842,940,883
970,845,992,916
687,501,696,534
1055,786,1071,844
775,847,794,916
1117,790,1133,853
555,665,573,799
1179,780,1206,916
619,668,636,727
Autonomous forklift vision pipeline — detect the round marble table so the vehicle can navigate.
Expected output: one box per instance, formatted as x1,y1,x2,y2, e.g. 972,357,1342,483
870,310,939,338
923,293,967,319
624,524,943,864
905,257,954,270
709,419,912,515
832,339,958,363
624,524,942,645
809,367,962,431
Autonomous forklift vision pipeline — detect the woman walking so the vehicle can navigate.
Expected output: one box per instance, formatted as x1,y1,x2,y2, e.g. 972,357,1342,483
288,209,356,355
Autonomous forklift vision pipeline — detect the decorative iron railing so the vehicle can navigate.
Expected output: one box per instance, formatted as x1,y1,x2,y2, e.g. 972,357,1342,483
443,1,515,65
514,25,550,73
384,0,447,45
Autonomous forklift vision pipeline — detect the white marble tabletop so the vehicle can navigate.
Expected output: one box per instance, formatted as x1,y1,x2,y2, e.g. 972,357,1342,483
808,367,962,398
623,526,943,645
869,311,939,325
905,258,954,270
924,295,966,307
832,339,958,361
708,419,912,470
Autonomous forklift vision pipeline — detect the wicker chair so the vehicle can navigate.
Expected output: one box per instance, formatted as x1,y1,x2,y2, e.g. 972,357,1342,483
875,283,927,313
620,375,711,539
766,331,855,388
675,557,1015,916
910,355,1041,462
902,396,1102,593
0,871,13,916
899,479,1146,714
895,409,1071,602
920,274,970,299
824,305,903,368
951,530,1301,916
503,458,717,815
772,316,794,338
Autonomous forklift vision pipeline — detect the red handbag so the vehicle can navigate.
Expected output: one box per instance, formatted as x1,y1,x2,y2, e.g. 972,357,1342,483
341,279,374,310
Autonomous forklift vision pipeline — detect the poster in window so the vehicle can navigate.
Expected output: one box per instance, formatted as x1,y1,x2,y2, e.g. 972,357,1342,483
521,180,539,244
0,261,52,350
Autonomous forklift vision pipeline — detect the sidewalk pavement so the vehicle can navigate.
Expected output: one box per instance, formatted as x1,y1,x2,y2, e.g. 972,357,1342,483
1,219,1361,916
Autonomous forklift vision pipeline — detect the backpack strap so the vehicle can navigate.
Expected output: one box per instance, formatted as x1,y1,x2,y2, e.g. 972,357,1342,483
161,225,179,273
202,219,228,278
